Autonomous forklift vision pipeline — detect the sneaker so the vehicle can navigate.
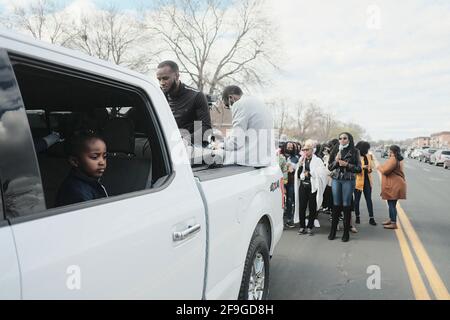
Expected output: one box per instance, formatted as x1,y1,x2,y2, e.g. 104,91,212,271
314,219,320,228
355,216,360,224
369,218,377,226
351,226,358,233
298,228,307,235
307,228,314,236
285,221,295,229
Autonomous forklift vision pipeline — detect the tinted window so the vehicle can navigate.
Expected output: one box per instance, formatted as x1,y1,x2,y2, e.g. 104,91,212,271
0,50,45,218
10,55,171,212
442,151,450,155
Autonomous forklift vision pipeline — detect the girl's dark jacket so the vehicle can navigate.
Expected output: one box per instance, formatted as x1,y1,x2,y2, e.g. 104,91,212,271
56,168,108,207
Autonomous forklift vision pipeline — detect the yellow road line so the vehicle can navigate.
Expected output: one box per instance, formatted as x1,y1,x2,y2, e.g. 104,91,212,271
397,205,450,300
394,220,431,300
372,156,430,300
374,156,450,299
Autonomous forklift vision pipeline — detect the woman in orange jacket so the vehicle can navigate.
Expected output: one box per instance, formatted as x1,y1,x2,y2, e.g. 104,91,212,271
377,145,407,230
354,141,377,226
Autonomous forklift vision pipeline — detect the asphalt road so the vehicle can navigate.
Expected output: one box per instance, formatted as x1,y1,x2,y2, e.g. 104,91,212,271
268,154,450,300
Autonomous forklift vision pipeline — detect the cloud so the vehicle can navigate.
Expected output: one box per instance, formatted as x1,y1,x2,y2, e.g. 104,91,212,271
263,0,450,140
2,0,449,141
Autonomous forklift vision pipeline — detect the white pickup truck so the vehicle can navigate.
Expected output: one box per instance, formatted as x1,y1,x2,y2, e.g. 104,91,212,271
0,30,283,299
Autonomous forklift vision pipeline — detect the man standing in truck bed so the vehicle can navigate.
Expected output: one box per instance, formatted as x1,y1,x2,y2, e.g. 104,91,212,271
156,60,212,147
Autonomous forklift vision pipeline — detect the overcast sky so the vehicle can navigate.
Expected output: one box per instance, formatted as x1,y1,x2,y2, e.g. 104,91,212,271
1,0,449,140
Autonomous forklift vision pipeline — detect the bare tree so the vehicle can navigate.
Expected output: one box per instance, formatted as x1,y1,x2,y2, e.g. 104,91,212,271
148,0,278,93
268,99,293,136
268,98,366,143
65,5,161,73
4,0,73,45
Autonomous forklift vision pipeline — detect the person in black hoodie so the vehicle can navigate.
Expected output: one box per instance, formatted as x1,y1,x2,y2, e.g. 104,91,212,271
328,132,362,242
56,130,108,207
283,141,300,228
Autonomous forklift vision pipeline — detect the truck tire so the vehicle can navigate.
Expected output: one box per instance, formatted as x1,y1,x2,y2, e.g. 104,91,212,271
238,234,270,300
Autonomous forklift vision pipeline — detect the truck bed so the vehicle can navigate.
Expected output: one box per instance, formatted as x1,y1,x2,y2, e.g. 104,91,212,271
192,165,257,181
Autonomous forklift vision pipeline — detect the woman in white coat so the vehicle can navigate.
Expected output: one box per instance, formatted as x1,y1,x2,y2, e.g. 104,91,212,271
294,140,329,235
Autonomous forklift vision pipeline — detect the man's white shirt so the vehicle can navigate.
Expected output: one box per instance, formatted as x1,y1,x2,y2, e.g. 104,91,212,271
223,95,275,167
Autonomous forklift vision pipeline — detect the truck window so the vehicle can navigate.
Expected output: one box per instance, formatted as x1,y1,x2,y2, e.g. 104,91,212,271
10,55,171,211
0,50,46,219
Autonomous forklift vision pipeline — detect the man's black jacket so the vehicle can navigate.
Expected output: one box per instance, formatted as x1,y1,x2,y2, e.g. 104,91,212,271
164,82,212,144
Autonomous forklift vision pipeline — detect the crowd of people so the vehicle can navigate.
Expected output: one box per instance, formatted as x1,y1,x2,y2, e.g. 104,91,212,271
50,58,407,233
278,134,407,242
157,58,408,242
154,59,409,240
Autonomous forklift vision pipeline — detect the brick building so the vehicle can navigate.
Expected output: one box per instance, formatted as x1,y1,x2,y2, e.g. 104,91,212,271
412,136,431,148
210,103,232,138
430,131,450,149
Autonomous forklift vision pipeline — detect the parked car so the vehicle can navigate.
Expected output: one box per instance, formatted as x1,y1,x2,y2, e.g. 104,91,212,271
419,148,437,163
430,149,450,166
411,149,423,159
405,148,413,158
444,159,450,169
0,30,283,299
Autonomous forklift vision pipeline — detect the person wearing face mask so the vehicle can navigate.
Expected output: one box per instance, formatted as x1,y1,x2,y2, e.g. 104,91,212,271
294,140,328,235
354,141,377,226
321,142,334,215
156,60,212,146
220,85,275,168
283,141,299,228
327,132,362,242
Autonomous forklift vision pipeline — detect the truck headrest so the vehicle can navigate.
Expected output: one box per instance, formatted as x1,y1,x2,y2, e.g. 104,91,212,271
102,117,135,155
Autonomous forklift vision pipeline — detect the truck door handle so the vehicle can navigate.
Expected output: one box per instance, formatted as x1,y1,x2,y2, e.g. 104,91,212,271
173,224,201,242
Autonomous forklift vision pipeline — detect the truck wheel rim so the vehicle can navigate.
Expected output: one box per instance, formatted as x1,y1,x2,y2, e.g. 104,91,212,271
248,252,265,300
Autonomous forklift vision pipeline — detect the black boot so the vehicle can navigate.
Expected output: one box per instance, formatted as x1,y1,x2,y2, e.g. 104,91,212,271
342,206,352,242
328,205,341,240
355,216,360,224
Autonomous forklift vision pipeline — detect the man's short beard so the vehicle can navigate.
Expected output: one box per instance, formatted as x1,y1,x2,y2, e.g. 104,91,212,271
166,80,179,94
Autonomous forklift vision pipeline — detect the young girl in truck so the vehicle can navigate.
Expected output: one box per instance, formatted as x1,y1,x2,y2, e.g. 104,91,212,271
56,130,109,207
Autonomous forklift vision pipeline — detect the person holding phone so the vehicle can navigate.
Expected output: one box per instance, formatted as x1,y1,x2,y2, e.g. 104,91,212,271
354,141,377,226
327,132,362,242
295,140,328,235
377,145,407,230
284,141,299,228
